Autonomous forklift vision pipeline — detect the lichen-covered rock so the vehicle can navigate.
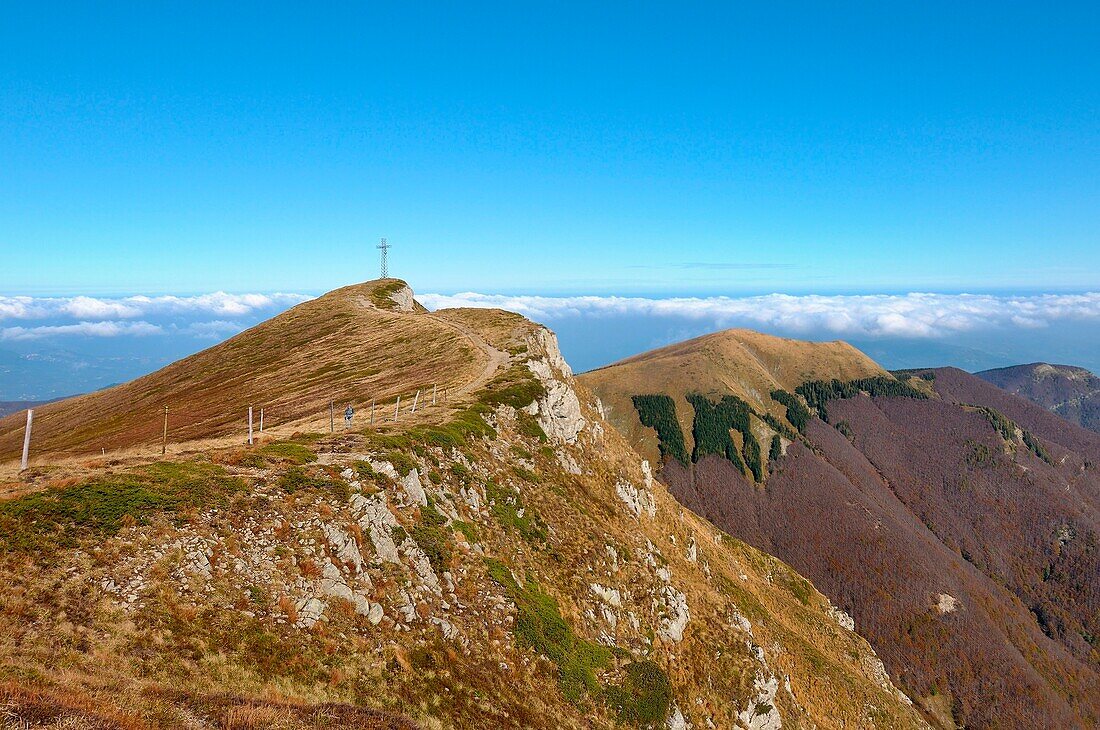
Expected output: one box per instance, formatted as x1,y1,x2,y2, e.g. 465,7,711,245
401,468,428,506
656,584,689,642
323,522,365,575
739,669,782,730
616,479,656,519
295,596,326,628
350,492,401,563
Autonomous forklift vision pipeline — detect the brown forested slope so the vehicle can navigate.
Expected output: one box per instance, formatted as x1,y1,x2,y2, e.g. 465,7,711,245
584,349,1100,729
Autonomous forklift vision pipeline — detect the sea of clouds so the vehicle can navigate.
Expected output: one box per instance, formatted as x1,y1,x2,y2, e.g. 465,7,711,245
2,289,1099,399
417,291,1100,340
0,292,311,341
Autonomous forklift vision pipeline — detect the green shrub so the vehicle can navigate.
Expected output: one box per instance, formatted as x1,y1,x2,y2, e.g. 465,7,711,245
0,462,244,555
384,450,418,477
795,376,927,422
485,479,546,544
486,559,612,702
277,466,347,498
835,421,854,441
604,660,672,726
516,410,549,442
410,500,451,573
631,395,689,465
452,520,479,544
686,393,762,481
770,390,811,434
477,363,547,409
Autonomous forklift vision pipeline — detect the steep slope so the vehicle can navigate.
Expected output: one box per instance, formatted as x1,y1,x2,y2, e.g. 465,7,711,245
0,285,927,729
582,328,885,465
0,279,483,460
976,362,1100,434
581,339,1100,729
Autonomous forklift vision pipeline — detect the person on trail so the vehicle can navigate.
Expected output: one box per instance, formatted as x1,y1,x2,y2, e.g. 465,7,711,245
344,404,354,428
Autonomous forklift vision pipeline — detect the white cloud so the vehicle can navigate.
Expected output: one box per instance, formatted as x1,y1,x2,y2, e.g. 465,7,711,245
0,292,312,322
182,320,247,338
1,321,164,340
419,291,1100,339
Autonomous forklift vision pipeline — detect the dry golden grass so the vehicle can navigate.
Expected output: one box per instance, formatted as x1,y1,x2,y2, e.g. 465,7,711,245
0,280,490,464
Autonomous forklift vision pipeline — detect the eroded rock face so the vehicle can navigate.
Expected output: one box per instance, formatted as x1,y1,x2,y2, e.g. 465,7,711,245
656,584,690,643
402,468,428,507
616,479,657,519
351,493,402,563
739,669,782,730
388,284,418,312
829,604,855,631
525,328,586,444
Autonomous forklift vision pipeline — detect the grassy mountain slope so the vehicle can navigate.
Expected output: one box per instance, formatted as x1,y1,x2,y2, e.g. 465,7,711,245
0,280,486,460
584,340,1100,729
976,362,1100,434
0,284,926,729
581,328,885,464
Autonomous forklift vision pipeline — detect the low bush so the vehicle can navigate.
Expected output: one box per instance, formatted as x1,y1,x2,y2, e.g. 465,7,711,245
604,660,672,727
485,479,546,544
0,461,244,555
410,500,451,573
486,559,612,703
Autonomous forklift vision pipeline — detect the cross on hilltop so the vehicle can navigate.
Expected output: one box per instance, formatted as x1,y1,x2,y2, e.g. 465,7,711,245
377,238,391,278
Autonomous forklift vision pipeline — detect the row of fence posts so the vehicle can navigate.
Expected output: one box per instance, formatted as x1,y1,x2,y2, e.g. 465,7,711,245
325,384,446,433
15,384,450,472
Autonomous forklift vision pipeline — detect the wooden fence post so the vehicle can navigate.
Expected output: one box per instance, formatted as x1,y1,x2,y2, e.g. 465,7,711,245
412,390,420,413
330,401,334,433
394,396,401,422
370,400,375,425
432,384,437,405
20,409,33,472
259,407,264,433
248,406,254,445
162,405,169,455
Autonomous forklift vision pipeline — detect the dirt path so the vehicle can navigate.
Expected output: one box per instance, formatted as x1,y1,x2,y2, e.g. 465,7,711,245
422,313,511,399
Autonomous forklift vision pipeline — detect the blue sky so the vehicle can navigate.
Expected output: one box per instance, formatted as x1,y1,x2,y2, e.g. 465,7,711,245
2,2,1097,296
2,3,1099,398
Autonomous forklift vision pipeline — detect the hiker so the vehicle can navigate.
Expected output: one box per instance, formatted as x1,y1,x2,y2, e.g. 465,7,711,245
344,403,354,428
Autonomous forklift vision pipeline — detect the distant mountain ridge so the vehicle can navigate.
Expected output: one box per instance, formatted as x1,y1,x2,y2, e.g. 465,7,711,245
976,362,1100,434
581,332,1100,729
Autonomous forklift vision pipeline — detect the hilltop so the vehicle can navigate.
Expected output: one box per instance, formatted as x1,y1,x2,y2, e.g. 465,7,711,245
582,338,1100,728
976,362,1100,434
0,279,494,461
0,281,926,729
581,328,884,465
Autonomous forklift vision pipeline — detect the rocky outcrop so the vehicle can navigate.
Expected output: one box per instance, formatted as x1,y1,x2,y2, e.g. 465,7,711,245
525,328,586,444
